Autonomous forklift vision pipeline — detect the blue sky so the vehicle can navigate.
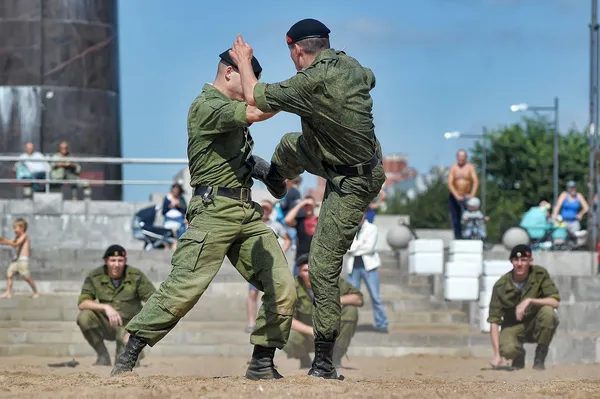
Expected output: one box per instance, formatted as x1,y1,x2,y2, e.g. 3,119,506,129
118,0,589,201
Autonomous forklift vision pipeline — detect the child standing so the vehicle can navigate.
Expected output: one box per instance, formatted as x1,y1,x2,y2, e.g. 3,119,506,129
0,218,39,298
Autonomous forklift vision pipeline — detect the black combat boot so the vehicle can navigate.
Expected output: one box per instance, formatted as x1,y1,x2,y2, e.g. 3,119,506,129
92,342,111,366
110,335,147,376
250,156,287,199
533,344,549,370
308,341,340,380
245,345,284,380
511,350,526,370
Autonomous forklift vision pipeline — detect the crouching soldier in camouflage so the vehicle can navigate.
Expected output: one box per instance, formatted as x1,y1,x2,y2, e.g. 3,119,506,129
488,244,560,371
283,254,363,369
77,245,156,366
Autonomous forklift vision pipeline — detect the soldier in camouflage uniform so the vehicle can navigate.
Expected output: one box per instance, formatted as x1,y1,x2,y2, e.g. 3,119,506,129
283,254,362,369
77,245,156,366
229,18,386,379
487,244,560,371
111,51,296,380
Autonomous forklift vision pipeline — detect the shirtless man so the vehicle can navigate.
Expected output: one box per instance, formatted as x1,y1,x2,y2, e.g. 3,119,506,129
0,218,39,298
447,149,479,239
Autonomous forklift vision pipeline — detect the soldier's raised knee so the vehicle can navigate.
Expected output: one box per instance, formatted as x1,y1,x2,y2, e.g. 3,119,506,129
536,305,559,327
500,342,524,360
76,309,97,329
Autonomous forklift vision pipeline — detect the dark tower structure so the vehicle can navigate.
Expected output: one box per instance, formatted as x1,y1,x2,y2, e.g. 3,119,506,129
0,0,122,200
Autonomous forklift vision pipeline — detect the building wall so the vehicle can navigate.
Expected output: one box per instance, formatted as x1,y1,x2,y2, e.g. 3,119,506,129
0,0,122,200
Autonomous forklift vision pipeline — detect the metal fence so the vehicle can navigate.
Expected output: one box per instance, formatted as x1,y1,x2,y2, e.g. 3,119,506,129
0,154,188,190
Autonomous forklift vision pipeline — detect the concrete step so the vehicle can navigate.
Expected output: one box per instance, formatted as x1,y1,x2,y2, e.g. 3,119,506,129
557,302,600,332
1,327,598,365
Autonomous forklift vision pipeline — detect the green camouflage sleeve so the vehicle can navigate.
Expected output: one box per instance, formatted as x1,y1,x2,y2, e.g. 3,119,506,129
540,272,561,302
137,273,157,302
189,99,249,134
487,288,503,325
78,276,96,305
253,70,316,117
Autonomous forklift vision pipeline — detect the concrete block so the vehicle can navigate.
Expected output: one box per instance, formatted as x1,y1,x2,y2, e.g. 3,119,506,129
6,199,33,214
444,277,479,301
445,261,481,277
87,201,135,216
557,302,600,332
409,253,443,275
33,193,63,214
61,200,88,215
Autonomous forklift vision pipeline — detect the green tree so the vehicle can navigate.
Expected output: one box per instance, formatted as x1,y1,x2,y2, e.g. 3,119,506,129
384,169,450,229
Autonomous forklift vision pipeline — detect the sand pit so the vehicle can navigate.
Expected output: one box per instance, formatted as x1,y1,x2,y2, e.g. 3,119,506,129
0,354,599,398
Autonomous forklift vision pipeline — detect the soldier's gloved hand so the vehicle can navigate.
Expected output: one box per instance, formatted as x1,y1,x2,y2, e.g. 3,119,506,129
104,304,123,327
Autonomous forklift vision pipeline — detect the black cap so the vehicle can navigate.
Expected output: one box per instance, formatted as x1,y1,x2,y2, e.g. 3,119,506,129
286,18,330,44
103,244,127,259
296,253,309,267
219,49,262,79
509,244,532,260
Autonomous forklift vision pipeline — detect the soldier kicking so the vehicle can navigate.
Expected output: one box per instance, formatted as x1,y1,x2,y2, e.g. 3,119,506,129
230,18,386,379
111,50,296,380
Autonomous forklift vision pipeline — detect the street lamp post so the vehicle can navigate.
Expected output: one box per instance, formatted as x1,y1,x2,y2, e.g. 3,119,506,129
444,127,488,214
510,98,560,205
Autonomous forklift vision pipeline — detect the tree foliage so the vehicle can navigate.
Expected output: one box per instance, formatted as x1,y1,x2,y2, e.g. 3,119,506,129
385,117,591,243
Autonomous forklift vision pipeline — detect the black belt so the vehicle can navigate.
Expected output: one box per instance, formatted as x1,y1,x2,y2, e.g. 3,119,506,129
323,154,379,177
193,185,252,203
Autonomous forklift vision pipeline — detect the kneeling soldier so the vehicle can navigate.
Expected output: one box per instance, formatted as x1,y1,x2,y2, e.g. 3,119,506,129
488,244,560,370
77,245,156,366
283,254,363,369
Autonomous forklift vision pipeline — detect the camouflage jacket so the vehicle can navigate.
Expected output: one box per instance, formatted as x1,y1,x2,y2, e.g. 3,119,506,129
487,265,560,327
254,49,379,166
186,83,254,189
78,265,156,322
293,276,362,326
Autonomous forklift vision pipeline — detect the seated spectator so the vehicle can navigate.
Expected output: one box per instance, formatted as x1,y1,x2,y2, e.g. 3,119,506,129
551,181,589,234
162,183,187,249
14,142,49,193
284,195,318,276
282,254,363,369
50,140,83,200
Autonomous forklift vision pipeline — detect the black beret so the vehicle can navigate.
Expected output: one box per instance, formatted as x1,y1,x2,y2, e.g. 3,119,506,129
296,253,309,267
286,18,330,44
509,244,532,260
103,244,127,259
219,49,262,79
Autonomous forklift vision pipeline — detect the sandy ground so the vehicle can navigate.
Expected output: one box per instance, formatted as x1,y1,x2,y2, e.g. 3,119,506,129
1,354,599,398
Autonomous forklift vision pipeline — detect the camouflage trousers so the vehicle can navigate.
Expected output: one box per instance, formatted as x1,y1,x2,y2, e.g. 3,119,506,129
283,305,359,360
125,195,297,349
76,309,132,360
272,133,385,342
499,306,560,360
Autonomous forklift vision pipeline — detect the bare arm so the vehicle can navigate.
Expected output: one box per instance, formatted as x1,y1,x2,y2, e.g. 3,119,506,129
490,323,501,360
246,105,278,124
0,235,26,248
529,297,560,309
577,193,590,219
340,293,363,307
78,299,123,327
551,192,566,219
284,199,308,227
291,319,313,336
469,164,479,197
370,190,387,209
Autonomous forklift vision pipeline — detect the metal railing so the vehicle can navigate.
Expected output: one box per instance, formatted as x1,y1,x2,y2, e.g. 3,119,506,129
0,154,189,190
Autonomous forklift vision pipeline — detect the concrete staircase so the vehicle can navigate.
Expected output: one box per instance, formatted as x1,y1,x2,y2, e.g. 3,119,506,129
0,249,495,360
